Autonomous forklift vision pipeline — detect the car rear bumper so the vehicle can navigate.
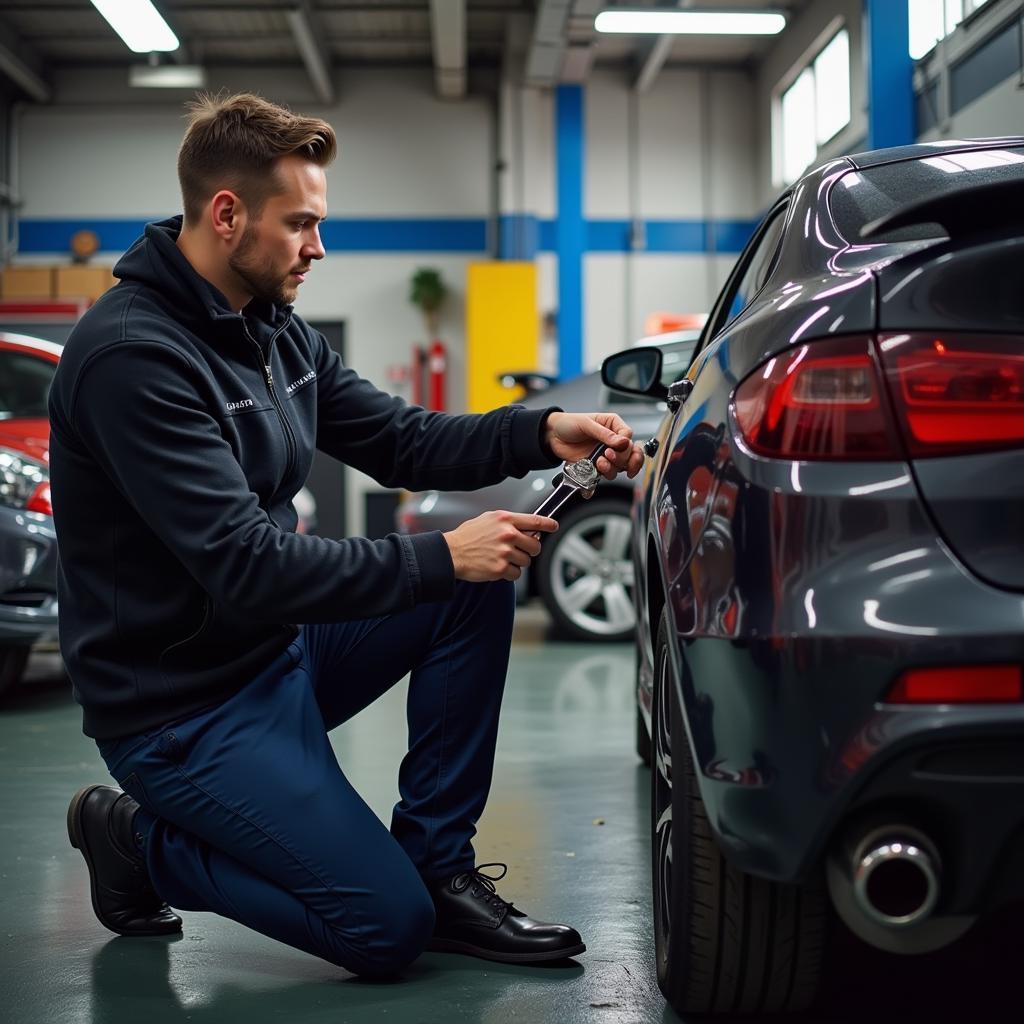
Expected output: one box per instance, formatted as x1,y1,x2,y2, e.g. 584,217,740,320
678,632,1024,918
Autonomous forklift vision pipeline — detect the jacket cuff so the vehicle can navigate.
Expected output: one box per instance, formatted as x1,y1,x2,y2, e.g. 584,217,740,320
405,530,456,604
510,406,563,471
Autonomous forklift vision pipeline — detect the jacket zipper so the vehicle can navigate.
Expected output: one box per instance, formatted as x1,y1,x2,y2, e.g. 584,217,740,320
244,319,296,487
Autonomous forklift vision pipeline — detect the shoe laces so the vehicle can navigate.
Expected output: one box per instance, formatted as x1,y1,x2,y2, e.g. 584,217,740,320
452,862,512,913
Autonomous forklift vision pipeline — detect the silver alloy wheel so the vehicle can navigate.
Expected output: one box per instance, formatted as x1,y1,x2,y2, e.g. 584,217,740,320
653,637,673,954
548,511,635,637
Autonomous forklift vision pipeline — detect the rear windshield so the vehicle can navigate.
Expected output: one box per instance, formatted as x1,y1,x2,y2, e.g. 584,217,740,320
0,350,56,419
830,146,1024,243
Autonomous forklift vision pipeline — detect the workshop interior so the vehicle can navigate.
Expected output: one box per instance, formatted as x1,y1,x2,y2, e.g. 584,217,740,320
1,1,1023,1021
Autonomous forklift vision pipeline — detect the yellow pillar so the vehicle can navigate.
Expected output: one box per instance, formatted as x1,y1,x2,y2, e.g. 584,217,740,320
466,261,538,413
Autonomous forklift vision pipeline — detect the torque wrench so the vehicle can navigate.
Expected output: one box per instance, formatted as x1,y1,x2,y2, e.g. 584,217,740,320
531,436,661,526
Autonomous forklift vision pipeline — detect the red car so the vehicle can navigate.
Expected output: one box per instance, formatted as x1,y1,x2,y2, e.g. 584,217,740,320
0,332,60,696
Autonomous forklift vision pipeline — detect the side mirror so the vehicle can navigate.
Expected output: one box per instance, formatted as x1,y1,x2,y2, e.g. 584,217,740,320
601,347,667,399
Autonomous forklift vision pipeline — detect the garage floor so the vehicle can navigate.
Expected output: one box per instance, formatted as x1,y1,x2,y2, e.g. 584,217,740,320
0,604,1019,1023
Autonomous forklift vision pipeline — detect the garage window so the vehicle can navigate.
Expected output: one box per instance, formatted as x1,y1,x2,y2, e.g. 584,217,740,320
910,0,993,61
775,27,851,186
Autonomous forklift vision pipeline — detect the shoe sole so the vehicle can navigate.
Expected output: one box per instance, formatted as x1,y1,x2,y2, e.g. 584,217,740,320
67,785,182,938
426,938,586,964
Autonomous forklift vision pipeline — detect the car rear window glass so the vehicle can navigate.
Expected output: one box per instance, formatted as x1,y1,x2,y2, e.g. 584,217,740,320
0,351,56,419
830,147,1024,243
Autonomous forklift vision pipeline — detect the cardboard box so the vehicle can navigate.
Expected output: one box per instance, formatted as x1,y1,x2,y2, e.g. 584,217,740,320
55,265,116,302
1,266,54,299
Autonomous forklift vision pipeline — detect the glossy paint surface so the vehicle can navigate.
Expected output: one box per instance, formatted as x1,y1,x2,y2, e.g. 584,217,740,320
634,140,1024,896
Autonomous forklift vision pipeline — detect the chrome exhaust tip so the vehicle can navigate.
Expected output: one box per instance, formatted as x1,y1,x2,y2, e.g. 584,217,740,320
851,830,940,928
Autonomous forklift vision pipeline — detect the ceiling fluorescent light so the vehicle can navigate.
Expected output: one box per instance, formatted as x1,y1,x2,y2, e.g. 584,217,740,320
129,64,205,89
91,0,179,52
595,9,786,35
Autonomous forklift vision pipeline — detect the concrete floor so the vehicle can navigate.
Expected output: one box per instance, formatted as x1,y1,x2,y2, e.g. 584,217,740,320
0,603,1020,1023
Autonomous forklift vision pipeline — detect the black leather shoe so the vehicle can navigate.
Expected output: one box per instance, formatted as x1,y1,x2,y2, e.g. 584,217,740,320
427,863,585,964
67,785,182,937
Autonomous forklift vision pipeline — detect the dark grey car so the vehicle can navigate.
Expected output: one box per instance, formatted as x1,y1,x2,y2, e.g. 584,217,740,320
604,138,1024,1016
397,332,698,641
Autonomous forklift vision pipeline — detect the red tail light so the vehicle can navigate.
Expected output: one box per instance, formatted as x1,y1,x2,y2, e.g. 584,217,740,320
885,666,1023,704
733,336,901,460
876,333,1024,456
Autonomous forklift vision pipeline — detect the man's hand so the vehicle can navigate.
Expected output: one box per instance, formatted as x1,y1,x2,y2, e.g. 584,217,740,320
444,511,559,582
544,411,645,481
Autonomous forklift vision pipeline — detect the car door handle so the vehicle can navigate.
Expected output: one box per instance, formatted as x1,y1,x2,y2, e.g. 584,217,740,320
667,379,694,413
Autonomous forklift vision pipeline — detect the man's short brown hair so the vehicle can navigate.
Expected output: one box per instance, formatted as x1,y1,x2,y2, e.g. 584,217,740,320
178,92,337,226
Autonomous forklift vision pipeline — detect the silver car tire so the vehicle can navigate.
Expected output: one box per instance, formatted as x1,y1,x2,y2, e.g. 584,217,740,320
536,497,636,642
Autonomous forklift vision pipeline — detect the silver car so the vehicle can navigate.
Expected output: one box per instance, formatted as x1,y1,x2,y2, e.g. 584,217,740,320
396,331,699,641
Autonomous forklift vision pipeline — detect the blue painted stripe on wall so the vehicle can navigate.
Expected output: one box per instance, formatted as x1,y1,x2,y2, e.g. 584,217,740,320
18,218,490,254
20,219,152,253
321,219,488,251
538,219,557,253
556,85,585,382
18,216,758,255
580,219,755,253
865,0,914,149
710,220,758,253
498,214,540,260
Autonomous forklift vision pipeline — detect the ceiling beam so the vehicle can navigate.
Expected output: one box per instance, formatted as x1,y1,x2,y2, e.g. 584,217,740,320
286,1,336,104
525,0,603,87
429,0,466,99
0,16,51,102
634,0,696,94
524,0,570,87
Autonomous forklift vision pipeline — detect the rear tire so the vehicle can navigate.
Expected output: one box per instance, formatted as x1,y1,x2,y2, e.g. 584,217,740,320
650,610,826,1015
0,646,30,700
636,702,652,767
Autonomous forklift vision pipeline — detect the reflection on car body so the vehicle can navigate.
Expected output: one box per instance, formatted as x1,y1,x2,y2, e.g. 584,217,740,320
605,137,1024,1017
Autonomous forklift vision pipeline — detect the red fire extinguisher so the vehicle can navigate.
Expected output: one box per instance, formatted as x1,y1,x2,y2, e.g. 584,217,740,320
427,339,447,412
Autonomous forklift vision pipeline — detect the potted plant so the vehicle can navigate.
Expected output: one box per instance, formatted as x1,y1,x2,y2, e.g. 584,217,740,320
409,267,447,336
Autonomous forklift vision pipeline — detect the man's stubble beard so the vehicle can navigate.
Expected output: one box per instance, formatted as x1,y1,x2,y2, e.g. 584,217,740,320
228,222,298,307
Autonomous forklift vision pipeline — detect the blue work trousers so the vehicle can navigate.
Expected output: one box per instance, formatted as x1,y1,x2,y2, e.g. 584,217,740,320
96,579,515,976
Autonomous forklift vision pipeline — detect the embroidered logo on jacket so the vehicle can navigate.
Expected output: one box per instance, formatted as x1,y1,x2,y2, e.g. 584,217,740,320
226,398,254,412
286,370,316,395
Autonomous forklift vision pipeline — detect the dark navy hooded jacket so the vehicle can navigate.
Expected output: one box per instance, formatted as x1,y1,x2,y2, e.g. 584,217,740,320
48,217,558,739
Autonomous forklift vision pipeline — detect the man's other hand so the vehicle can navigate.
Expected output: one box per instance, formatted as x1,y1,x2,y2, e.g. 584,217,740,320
443,511,558,582
544,411,645,480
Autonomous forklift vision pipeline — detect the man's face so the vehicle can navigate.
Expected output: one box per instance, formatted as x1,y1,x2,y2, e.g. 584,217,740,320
228,155,327,307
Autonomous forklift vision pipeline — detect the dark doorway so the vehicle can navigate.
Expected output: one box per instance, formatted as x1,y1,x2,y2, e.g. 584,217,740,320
306,320,347,539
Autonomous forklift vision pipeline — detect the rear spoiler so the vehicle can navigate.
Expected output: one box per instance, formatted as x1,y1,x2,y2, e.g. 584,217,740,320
860,177,1024,241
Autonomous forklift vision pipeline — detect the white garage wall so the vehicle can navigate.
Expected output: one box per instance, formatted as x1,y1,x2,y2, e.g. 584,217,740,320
583,66,756,368
16,66,491,533
15,60,755,530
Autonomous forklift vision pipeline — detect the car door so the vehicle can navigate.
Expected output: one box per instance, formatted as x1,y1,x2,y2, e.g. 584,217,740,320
653,201,790,640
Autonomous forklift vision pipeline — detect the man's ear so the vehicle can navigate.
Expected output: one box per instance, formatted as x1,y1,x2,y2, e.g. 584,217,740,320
209,190,245,241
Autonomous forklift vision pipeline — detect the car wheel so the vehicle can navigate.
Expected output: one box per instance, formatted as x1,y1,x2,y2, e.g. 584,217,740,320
635,641,652,766
651,610,826,1016
0,646,30,700
536,497,635,642
636,703,651,767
